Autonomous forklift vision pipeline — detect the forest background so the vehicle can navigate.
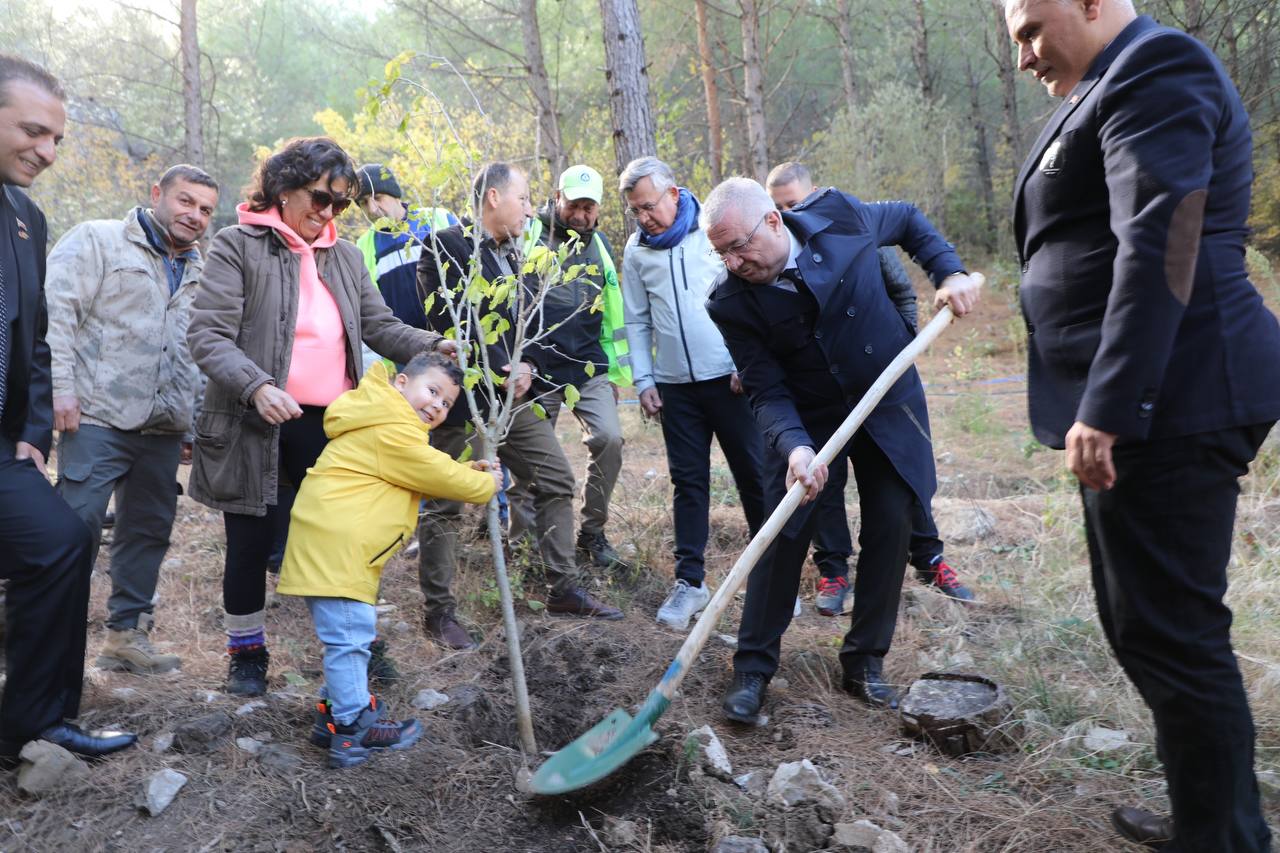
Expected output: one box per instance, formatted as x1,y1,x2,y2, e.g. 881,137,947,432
3,0,1280,270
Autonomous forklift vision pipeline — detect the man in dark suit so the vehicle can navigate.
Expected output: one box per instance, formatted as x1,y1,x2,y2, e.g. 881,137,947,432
701,176,980,720
0,55,137,760
1006,1,1280,848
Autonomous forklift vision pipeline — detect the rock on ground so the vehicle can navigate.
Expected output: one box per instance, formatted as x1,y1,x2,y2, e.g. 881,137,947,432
766,759,846,813
172,712,233,753
255,744,305,775
831,820,910,853
139,768,188,816
235,737,264,755
687,725,733,780
712,836,769,853
411,688,450,711
602,816,640,847
17,741,89,795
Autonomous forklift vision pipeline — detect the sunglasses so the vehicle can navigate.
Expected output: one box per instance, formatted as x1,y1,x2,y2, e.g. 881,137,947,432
302,188,353,215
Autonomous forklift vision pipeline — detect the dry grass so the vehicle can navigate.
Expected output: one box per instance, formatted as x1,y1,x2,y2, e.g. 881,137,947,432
2,277,1278,851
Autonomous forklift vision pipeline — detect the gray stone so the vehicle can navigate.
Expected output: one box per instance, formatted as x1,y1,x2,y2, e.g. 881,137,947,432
139,769,188,816
255,743,305,775
764,803,834,851
172,712,233,753
110,687,140,701
766,759,846,813
235,700,267,716
235,737,264,755
392,621,412,636
831,820,910,852
191,689,220,703
933,504,996,544
712,836,769,853
687,725,733,780
716,633,739,649
16,741,89,795
411,689,450,711
1257,770,1280,803
602,816,640,848
1082,727,1130,753
150,732,175,753
733,771,768,798
878,790,901,816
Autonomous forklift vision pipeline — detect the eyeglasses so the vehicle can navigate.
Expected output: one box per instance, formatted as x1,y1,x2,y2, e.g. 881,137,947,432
624,199,662,219
303,188,353,215
712,213,769,261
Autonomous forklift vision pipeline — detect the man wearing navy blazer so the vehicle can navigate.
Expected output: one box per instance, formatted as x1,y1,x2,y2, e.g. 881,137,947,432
0,55,137,761
701,177,981,720
1006,0,1280,848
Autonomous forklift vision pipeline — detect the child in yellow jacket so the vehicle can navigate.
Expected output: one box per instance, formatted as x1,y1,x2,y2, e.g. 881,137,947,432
278,353,500,768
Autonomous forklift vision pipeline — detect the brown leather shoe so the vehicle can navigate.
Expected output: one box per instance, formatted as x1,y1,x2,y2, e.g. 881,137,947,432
545,587,624,620
1111,806,1172,849
423,609,478,651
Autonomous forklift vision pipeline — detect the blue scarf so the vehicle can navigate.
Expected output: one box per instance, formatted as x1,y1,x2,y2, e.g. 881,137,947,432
638,188,700,250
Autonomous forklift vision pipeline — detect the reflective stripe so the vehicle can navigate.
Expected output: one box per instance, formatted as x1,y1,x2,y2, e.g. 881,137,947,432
374,242,423,280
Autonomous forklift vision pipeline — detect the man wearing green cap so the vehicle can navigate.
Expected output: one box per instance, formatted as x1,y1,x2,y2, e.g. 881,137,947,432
516,164,632,570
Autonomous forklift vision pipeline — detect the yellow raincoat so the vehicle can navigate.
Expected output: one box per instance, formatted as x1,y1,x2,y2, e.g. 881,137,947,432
277,362,496,604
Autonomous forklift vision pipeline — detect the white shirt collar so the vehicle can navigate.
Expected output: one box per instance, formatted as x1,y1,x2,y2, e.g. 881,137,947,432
772,225,803,291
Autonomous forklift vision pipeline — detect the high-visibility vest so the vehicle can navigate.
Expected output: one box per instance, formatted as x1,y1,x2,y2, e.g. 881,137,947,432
522,219,632,387
356,206,456,287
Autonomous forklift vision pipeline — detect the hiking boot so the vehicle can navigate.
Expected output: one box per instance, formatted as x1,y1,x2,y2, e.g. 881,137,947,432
96,627,182,674
815,576,850,616
545,586,624,620
1110,806,1172,849
309,698,333,747
423,608,478,651
327,697,422,769
576,531,629,571
226,647,270,696
841,659,899,710
656,579,711,630
722,671,768,723
368,638,401,685
918,559,975,602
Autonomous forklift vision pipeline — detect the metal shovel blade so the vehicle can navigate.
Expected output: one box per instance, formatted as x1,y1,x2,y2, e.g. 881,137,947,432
529,703,659,795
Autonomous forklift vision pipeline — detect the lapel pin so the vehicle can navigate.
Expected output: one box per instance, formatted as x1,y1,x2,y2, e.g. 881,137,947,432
1070,94,1080,105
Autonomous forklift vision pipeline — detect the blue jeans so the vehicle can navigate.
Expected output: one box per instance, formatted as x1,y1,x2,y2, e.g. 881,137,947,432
306,597,377,725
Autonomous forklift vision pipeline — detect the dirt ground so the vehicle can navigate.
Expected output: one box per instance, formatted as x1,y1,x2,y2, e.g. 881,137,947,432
2,278,1278,852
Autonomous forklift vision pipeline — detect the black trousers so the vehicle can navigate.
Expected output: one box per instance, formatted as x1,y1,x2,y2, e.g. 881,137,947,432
1082,423,1273,853
0,444,94,740
656,377,766,584
223,407,328,616
735,427,913,677
810,459,943,578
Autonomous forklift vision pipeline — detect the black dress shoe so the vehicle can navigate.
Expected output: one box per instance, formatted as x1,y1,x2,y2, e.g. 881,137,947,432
545,587,624,620
841,663,899,710
37,722,137,758
722,671,768,723
1111,806,1172,849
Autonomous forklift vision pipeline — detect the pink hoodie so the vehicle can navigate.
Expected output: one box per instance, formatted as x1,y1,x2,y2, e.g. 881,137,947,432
237,203,352,407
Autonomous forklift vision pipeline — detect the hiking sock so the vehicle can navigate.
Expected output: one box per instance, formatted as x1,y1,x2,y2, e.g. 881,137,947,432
225,609,267,655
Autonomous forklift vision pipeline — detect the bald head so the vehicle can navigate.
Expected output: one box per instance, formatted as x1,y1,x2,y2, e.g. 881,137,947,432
1005,0,1137,97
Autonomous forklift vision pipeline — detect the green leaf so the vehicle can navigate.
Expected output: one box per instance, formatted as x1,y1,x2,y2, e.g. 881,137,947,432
563,384,581,410
531,402,548,420
458,445,474,463
526,599,545,612
422,293,436,317
583,362,596,378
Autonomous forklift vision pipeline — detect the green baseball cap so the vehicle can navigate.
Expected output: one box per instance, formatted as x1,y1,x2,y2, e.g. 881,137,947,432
558,165,603,203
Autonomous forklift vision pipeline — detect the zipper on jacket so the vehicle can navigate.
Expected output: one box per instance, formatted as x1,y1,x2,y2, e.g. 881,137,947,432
370,533,405,565
668,247,696,383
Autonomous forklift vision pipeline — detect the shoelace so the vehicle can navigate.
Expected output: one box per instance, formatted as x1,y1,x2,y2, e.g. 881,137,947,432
816,577,848,594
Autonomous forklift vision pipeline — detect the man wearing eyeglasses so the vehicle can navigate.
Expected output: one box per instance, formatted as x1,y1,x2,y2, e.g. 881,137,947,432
701,177,981,722
618,156,766,631
44,163,219,675
766,162,976,613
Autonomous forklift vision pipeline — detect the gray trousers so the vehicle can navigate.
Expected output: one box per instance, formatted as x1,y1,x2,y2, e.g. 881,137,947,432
56,425,181,630
509,374,624,540
419,401,580,613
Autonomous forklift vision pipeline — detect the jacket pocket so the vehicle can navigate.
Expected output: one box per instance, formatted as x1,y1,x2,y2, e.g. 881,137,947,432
192,406,247,502
369,533,405,566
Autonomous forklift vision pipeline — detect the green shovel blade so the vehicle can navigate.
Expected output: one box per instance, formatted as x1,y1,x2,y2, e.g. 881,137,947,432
530,690,670,795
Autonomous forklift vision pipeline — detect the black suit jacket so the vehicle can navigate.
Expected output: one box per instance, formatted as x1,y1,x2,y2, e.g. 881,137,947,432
1015,16,1280,448
0,185,53,457
706,189,965,506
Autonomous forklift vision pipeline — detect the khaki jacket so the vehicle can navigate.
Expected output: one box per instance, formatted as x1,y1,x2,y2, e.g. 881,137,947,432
277,362,496,604
44,208,203,435
187,223,440,516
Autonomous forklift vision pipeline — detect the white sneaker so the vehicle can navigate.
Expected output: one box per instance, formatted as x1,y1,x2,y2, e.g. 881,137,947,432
656,580,712,630
793,597,803,618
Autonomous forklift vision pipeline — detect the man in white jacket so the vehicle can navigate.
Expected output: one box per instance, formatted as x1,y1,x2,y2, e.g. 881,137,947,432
619,156,766,630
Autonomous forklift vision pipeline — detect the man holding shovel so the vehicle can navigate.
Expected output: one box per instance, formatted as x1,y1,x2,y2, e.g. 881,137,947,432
702,178,980,721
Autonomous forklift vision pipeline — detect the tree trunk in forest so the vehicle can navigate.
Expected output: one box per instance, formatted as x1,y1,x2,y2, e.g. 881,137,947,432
989,0,1023,160
598,0,657,181
694,0,723,184
180,0,204,167
911,0,934,103
519,0,566,179
834,0,859,115
739,0,769,182
967,62,998,254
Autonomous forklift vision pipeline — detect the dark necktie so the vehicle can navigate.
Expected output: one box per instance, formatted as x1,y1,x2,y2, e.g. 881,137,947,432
0,250,8,420
778,267,805,288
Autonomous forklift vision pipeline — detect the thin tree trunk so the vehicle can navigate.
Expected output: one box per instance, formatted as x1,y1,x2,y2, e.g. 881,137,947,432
694,0,723,184
989,0,1023,158
519,0,566,178
180,0,204,167
739,0,769,182
598,0,657,181
835,0,858,114
967,62,997,254
911,0,933,102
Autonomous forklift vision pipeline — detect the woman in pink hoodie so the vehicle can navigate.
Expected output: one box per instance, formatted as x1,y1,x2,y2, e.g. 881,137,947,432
188,137,450,696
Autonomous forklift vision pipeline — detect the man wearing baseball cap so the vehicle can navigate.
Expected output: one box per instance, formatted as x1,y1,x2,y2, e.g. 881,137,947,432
515,164,633,570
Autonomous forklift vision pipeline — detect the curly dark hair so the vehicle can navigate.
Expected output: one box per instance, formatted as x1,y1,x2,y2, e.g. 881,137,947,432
244,136,358,212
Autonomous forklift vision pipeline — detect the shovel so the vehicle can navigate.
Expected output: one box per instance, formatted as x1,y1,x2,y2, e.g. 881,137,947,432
530,298,969,795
